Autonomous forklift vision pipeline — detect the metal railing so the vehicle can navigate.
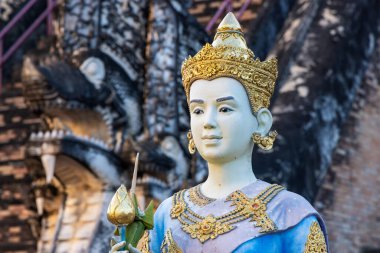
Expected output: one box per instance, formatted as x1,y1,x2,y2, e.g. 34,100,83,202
0,0,57,93
206,0,253,32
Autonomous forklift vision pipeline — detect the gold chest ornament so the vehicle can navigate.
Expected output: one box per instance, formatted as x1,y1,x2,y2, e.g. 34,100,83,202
304,221,328,253
170,184,285,243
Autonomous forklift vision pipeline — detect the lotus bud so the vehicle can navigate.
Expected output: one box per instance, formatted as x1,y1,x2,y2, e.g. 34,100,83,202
107,184,136,225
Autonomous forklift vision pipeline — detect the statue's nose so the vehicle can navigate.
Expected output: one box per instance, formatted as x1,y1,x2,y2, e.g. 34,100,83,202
203,123,215,129
203,111,217,129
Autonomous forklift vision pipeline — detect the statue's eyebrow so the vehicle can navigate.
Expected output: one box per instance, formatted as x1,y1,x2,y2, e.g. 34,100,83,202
216,96,234,102
190,99,204,104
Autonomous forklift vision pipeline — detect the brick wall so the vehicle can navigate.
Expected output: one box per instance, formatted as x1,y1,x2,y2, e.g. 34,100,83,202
315,45,380,252
0,83,40,253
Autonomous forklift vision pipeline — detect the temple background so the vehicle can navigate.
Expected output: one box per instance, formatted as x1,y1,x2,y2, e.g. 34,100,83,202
0,0,379,252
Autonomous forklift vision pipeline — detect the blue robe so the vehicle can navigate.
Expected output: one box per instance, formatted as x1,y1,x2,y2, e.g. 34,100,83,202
144,180,328,253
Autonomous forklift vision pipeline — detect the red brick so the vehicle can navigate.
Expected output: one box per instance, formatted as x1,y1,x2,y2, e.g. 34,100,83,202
315,49,380,252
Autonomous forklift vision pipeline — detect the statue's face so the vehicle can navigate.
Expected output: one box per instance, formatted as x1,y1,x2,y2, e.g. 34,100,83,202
189,77,258,163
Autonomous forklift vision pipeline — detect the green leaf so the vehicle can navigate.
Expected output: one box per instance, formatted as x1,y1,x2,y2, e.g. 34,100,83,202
125,221,145,247
113,227,120,236
140,200,154,230
131,193,140,215
129,193,154,230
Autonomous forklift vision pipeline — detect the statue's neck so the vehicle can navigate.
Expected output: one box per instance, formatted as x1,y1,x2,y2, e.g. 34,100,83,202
201,153,257,199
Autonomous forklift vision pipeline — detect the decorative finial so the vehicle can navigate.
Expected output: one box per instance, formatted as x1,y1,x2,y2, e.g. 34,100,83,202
217,12,242,30
212,12,247,48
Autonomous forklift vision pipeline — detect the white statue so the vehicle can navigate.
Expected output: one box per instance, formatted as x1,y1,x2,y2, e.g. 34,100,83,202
110,12,328,253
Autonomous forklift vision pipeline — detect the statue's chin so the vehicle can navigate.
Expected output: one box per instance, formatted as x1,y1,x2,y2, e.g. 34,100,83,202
198,149,236,164
198,141,253,164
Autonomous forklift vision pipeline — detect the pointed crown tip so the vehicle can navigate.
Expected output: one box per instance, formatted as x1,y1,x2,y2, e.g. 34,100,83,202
213,12,246,49
217,12,241,30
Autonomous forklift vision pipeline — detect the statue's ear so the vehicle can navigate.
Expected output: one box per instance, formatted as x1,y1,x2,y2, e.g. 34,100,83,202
255,108,273,136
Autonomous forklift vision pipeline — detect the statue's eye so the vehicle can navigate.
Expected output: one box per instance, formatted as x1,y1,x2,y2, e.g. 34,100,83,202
193,108,203,115
219,107,233,113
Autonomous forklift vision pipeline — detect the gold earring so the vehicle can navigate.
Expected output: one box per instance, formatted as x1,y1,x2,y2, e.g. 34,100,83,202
252,130,278,151
187,130,196,155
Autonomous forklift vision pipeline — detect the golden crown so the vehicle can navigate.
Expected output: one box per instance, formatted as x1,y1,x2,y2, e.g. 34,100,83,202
181,12,278,112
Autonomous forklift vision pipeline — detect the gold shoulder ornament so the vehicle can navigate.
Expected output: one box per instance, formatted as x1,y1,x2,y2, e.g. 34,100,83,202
304,221,328,253
161,229,183,253
170,184,285,243
226,184,284,233
137,231,151,253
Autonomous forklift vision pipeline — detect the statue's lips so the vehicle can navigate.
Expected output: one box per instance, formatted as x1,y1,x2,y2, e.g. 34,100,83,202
201,135,222,140
202,136,222,145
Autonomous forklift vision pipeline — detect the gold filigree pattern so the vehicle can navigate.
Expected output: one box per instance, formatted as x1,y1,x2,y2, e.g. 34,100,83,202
304,221,327,253
181,44,277,112
170,201,186,218
252,131,278,151
214,32,245,42
182,215,234,242
188,185,216,207
226,184,284,233
214,26,246,43
137,231,151,253
170,184,285,243
161,229,183,253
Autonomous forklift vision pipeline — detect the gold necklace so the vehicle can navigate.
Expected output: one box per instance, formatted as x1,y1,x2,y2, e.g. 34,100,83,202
188,185,216,207
170,184,285,243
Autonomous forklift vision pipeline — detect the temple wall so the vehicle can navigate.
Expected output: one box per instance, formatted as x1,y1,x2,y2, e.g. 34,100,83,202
0,83,40,252
315,39,380,252
189,0,265,34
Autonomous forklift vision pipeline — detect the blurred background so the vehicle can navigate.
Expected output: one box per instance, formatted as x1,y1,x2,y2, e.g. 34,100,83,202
0,0,379,252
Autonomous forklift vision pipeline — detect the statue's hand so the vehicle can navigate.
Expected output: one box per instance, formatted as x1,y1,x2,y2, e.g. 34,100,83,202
110,241,127,253
110,241,142,253
127,244,142,253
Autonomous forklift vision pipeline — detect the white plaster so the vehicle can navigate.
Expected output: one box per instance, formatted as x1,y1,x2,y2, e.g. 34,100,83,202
160,136,188,189
283,19,300,43
319,8,340,27
36,197,44,216
100,43,138,81
41,154,56,184
123,96,141,135
22,57,43,81
80,57,106,89
84,152,121,186
89,190,115,253
281,65,308,93
58,225,74,240
74,222,96,239
64,14,78,31
55,241,71,253
62,208,77,224
297,86,309,97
